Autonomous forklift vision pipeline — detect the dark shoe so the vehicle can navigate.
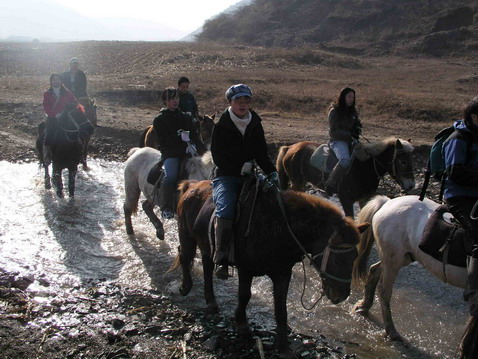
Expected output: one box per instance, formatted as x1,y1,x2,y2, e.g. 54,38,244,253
215,265,230,280
161,209,174,219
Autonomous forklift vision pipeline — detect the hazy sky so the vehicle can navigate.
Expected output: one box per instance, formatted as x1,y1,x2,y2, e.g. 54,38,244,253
53,0,243,33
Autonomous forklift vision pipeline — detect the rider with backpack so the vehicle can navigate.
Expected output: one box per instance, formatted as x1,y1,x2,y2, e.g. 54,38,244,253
443,96,478,316
211,84,279,279
42,74,77,160
153,87,203,220
325,87,362,195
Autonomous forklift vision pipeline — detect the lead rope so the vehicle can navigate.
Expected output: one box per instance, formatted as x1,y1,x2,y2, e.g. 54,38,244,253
300,260,324,310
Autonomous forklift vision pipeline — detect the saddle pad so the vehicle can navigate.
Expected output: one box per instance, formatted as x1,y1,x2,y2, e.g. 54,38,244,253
419,205,470,267
147,161,163,185
309,144,337,173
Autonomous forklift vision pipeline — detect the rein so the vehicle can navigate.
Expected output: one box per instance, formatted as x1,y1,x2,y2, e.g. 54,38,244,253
58,110,88,143
272,187,355,308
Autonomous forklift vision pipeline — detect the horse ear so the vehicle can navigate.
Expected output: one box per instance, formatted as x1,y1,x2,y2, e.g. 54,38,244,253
395,139,403,149
407,138,412,143
356,222,370,233
211,113,216,121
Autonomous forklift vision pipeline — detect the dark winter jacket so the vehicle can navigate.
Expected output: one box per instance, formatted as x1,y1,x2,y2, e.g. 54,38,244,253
443,120,478,199
153,108,201,160
62,70,88,98
178,91,198,118
328,107,361,143
211,108,276,177
43,87,77,118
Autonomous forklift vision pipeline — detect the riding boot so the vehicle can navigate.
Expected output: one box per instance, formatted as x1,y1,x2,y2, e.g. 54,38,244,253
159,179,175,219
465,256,478,317
325,163,347,196
213,218,234,280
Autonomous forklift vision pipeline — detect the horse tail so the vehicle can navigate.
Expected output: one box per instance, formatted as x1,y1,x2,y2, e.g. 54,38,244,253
127,147,140,158
460,316,478,359
139,126,150,147
168,253,181,273
276,145,290,190
353,195,390,286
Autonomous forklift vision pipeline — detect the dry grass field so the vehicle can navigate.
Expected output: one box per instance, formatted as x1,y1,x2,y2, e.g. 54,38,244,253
0,41,477,163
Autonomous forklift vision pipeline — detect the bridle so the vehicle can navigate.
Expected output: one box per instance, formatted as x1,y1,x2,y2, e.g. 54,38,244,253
59,109,89,143
370,144,413,187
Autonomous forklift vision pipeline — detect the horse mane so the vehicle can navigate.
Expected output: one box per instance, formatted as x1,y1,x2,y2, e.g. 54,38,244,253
354,137,413,161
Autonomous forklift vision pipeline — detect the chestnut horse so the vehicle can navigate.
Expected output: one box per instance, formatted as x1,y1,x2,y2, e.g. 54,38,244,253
36,104,94,198
139,114,215,150
276,137,415,217
172,180,369,358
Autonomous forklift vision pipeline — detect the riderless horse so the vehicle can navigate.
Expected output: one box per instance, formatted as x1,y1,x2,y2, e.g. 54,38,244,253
276,137,415,217
36,104,94,198
171,177,369,358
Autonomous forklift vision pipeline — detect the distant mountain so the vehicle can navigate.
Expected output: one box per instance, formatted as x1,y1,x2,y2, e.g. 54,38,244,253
0,0,186,42
196,0,478,56
180,0,254,42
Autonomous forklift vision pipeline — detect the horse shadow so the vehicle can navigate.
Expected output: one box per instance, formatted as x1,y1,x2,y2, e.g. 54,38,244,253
41,167,124,283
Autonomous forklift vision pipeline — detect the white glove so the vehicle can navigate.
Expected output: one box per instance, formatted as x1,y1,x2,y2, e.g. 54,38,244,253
241,162,253,176
180,130,190,142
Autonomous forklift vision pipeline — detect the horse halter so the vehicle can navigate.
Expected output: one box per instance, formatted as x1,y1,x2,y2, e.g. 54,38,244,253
60,108,89,143
311,228,356,283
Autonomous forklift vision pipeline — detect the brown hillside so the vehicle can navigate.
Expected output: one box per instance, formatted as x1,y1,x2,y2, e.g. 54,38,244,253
198,0,478,56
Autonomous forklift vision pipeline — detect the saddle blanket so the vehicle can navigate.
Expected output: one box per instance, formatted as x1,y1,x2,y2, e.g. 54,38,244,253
309,144,337,173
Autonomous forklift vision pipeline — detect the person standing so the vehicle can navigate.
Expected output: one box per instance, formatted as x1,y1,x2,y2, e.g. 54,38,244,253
211,84,279,279
153,87,202,219
325,87,362,195
62,57,88,99
443,96,478,316
177,76,199,120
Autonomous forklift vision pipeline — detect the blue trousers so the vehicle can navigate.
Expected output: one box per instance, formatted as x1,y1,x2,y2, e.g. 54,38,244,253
330,140,351,168
212,176,243,220
161,157,181,210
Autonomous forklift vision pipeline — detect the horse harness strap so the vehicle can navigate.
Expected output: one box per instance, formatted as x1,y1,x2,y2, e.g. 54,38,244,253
274,189,355,283
438,224,459,283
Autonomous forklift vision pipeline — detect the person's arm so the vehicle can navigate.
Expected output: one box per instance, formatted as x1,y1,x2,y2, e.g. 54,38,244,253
253,124,276,175
79,71,87,96
444,137,478,186
328,109,351,141
43,93,55,118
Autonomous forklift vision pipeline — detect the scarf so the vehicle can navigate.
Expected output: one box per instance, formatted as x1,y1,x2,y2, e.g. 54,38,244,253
52,87,61,97
228,107,252,136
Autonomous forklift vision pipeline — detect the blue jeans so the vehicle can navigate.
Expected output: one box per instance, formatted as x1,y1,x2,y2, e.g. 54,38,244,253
330,141,351,168
161,157,181,210
212,176,243,220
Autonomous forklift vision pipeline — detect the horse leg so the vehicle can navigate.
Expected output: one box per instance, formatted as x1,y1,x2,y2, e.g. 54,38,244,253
339,196,355,218
43,163,51,190
142,200,164,240
377,263,403,341
235,270,253,336
354,261,382,314
68,167,77,198
201,253,218,314
177,232,195,297
271,272,294,359
82,138,89,170
52,164,63,198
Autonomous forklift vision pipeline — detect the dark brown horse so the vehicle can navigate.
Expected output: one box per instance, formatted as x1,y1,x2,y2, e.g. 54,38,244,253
276,137,415,217
77,97,97,169
36,104,94,198
139,114,215,150
171,180,369,358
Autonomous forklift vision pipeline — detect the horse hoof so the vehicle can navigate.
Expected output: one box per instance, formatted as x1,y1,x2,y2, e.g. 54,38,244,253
56,191,64,198
386,330,403,342
236,322,251,337
353,304,370,315
179,284,192,296
126,227,134,235
206,302,219,315
45,183,51,190
156,229,164,240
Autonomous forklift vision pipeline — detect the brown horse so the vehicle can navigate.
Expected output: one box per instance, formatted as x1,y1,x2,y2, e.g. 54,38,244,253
172,179,369,358
276,137,415,217
139,114,215,150
77,97,97,169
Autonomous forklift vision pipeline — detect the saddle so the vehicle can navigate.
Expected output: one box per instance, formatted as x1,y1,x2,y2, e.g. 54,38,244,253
309,144,338,173
193,173,265,260
419,205,470,268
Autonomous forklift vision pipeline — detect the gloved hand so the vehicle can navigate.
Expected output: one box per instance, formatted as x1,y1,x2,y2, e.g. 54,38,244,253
179,130,190,142
241,162,253,176
263,171,280,191
186,142,198,157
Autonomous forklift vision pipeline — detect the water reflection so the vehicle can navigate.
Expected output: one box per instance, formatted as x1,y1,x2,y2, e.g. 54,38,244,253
0,159,468,358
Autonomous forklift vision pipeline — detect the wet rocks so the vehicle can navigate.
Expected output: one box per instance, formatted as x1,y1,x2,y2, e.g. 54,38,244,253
0,268,356,358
